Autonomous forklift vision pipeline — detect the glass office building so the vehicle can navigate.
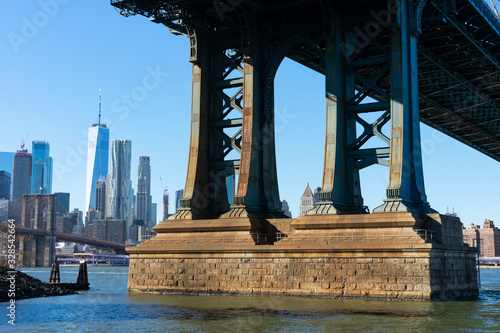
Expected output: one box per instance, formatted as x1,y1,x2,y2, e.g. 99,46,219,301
85,123,109,213
31,141,53,194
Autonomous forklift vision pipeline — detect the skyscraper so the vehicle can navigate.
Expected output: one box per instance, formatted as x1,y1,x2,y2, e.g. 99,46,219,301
163,189,169,220
12,150,32,204
106,139,132,232
0,171,11,200
0,153,14,177
299,183,315,216
95,178,106,218
54,192,70,215
151,202,157,228
0,153,14,200
85,90,109,214
135,156,151,229
31,141,53,194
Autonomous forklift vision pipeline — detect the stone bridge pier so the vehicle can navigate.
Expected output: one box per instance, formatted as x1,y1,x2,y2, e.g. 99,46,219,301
19,194,57,267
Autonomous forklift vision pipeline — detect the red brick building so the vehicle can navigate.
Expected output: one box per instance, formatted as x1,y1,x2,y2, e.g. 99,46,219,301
463,219,500,257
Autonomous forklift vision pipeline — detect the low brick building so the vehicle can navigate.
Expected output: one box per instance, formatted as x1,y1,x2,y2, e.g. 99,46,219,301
463,219,500,257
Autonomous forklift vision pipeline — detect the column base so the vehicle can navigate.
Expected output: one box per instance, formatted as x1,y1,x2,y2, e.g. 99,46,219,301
220,206,289,219
373,198,437,214
306,201,369,215
167,208,222,220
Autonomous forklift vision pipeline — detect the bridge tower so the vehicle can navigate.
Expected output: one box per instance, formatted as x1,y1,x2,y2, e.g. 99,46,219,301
112,0,481,300
19,194,57,267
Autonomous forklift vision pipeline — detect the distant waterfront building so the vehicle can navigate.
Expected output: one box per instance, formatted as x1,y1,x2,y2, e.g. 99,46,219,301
31,141,53,194
0,171,11,200
281,200,292,218
175,189,184,213
136,156,152,230
55,212,74,234
54,192,70,215
91,219,108,241
95,178,106,218
87,217,127,244
85,207,100,227
71,209,83,224
129,220,144,243
107,218,127,244
85,92,110,215
12,150,32,204
299,183,315,216
59,243,77,256
463,219,500,257
73,220,84,236
106,140,132,233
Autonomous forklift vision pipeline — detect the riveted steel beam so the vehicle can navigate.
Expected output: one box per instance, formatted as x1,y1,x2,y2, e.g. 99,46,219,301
221,18,287,219
374,0,435,214
168,34,245,220
111,0,500,218
308,10,368,215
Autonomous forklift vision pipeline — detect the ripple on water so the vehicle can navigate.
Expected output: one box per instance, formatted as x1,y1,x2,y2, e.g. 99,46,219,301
5,266,500,332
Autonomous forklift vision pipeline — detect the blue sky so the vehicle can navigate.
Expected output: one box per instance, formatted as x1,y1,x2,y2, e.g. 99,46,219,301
1,1,499,225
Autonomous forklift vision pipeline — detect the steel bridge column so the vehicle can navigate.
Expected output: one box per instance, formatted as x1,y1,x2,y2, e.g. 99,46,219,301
308,12,367,215
222,19,285,219
168,32,230,220
374,1,434,213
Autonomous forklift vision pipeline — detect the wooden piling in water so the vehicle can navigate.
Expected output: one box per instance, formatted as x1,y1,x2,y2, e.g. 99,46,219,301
49,261,60,283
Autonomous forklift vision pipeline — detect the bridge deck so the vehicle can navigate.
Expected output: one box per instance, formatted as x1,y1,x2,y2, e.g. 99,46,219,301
112,0,500,161
0,223,127,253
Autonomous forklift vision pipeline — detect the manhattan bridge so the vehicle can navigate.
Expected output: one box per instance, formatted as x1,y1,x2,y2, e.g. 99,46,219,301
111,0,500,219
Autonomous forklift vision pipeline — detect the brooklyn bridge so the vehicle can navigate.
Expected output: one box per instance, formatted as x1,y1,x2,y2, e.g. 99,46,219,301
1,195,126,267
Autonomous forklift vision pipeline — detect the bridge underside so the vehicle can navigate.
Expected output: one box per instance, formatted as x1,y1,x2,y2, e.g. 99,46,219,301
112,0,498,219
110,0,487,299
112,0,500,161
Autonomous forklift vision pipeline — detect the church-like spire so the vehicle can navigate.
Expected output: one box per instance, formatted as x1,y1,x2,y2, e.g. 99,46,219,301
301,182,313,198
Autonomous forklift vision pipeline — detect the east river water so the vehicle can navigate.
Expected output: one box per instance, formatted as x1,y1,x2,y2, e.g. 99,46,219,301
1,266,499,332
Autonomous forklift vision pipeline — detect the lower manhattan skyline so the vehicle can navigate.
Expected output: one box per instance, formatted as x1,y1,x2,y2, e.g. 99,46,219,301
1,2,500,224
